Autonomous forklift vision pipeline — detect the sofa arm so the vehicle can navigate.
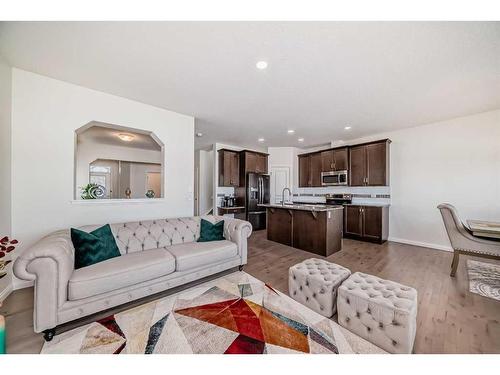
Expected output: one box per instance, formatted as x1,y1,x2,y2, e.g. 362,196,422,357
219,217,253,264
13,229,75,332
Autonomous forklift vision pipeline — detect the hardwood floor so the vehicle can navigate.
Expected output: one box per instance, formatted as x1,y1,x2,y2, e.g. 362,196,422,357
1,231,499,353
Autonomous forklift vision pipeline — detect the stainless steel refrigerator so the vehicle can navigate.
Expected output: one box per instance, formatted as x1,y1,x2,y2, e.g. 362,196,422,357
246,173,270,230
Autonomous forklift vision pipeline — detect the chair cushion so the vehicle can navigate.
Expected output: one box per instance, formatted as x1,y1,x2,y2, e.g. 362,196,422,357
68,248,175,300
71,224,121,269
167,240,237,271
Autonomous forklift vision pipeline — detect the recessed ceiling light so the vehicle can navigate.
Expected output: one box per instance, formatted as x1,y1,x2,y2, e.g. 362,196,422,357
117,133,135,142
344,126,352,130
258,138,265,142
287,130,295,134
196,132,203,137
298,138,304,142
256,61,268,70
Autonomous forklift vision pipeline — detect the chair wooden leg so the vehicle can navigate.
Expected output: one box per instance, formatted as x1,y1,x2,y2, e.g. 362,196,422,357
450,252,460,277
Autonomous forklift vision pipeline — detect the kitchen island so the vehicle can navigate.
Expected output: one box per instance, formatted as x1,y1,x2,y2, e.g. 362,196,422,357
258,203,344,256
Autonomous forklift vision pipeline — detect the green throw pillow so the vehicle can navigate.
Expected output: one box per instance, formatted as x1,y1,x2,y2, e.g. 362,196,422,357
198,219,225,242
71,224,121,269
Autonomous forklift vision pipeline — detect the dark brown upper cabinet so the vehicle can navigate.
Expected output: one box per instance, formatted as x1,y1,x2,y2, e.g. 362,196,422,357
256,153,268,174
218,149,240,187
349,140,390,186
298,153,322,187
298,155,311,187
321,147,348,172
349,145,367,186
310,153,322,187
239,150,269,183
298,139,390,187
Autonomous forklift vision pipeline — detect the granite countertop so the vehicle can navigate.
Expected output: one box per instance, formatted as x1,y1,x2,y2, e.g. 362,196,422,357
258,203,344,212
344,203,391,207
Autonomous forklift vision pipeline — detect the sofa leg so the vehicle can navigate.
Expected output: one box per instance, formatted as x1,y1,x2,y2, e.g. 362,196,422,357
450,252,459,277
239,265,244,271
43,328,56,342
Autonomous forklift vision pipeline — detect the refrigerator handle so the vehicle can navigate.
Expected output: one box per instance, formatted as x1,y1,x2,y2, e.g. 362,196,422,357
259,177,262,204
261,178,264,204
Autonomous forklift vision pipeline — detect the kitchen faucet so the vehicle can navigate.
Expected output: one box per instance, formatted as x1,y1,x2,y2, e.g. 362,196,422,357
281,187,292,206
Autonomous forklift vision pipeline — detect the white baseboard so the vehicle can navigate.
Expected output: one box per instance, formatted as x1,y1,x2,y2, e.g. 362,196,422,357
0,283,13,302
388,237,453,252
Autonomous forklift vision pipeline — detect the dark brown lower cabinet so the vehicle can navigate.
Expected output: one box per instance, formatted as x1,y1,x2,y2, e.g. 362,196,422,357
343,205,389,244
266,207,344,256
267,208,293,246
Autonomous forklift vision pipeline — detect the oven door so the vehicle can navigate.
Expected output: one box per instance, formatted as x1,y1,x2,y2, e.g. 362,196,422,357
337,170,348,185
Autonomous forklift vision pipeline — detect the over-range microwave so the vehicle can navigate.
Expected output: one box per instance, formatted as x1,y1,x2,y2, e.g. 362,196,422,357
321,170,348,186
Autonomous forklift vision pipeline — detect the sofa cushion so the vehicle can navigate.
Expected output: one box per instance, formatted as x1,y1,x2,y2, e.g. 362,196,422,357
68,248,176,300
167,240,237,272
198,219,224,242
71,224,121,269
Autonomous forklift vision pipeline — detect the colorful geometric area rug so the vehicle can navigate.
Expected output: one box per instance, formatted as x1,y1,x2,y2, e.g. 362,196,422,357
41,271,385,354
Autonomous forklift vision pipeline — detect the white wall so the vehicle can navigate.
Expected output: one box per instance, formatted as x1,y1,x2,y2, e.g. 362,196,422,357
269,109,500,251
198,149,214,215
0,57,11,236
11,69,195,288
0,56,12,299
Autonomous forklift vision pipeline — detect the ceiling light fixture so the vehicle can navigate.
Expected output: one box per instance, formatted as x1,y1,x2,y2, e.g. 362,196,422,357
256,61,268,70
117,133,135,142
196,132,203,137
344,126,352,130
298,138,304,142
287,130,295,134
258,138,265,142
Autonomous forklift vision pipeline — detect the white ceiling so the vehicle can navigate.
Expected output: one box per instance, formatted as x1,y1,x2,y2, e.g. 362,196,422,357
78,122,161,151
1,22,499,150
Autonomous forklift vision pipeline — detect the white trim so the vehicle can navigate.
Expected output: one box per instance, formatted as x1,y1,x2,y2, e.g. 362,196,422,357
70,198,167,205
388,237,453,252
0,283,13,302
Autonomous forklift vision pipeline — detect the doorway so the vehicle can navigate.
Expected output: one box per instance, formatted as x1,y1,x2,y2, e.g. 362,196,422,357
270,166,291,204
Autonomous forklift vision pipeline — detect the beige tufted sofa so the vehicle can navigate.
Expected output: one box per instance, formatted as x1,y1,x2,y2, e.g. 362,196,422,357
14,215,252,341
337,272,417,354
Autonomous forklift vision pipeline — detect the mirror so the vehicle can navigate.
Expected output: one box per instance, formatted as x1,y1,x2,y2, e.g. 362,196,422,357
75,122,164,200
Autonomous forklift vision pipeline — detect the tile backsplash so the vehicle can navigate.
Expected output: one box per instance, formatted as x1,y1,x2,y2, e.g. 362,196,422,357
292,186,391,205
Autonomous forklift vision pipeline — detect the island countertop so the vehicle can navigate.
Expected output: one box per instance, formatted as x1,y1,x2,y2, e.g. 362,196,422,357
258,203,344,212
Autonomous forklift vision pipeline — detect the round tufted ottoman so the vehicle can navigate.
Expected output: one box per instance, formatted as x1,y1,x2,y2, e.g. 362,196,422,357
337,272,417,354
288,258,351,317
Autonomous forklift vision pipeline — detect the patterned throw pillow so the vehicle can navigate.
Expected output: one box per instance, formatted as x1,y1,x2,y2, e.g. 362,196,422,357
71,224,121,269
197,219,225,242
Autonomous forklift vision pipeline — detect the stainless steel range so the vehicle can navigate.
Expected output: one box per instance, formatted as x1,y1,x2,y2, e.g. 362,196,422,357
325,193,352,205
